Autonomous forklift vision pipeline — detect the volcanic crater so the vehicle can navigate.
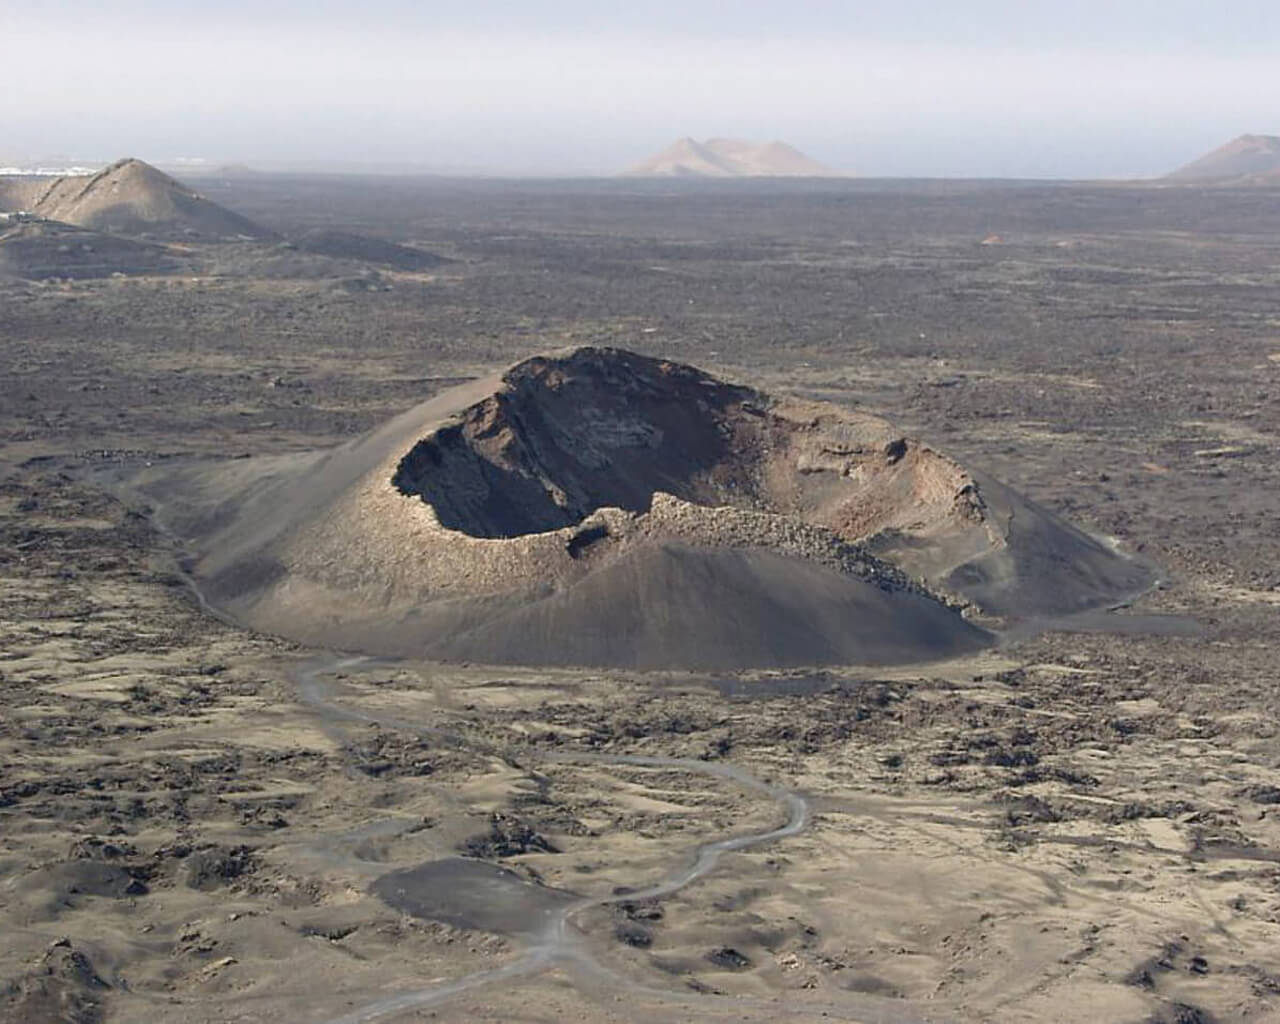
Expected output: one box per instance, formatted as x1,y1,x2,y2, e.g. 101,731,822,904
123,347,1151,670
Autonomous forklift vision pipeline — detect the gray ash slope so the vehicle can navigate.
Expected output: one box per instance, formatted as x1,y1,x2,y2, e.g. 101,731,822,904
292,229,449,270
0,216,180,280
121,348,1149,670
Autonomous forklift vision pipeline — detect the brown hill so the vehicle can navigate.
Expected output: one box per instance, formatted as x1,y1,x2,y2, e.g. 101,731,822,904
116,348,1149,671
9,158,274,239
625,137,840,178
0,214,179,279
1168,134,1280,182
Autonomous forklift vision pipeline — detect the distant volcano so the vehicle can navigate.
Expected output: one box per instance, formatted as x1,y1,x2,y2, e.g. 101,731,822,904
120,348,1151,671
1167,134,1280,183
624,138,841,178
0,158,274,239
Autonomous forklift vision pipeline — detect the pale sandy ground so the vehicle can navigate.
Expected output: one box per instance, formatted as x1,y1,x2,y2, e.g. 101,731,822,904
3,466,1279,1024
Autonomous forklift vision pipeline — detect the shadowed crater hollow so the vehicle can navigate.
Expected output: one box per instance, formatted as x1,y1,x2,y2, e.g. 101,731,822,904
118,347,1152,670
390,351,761,538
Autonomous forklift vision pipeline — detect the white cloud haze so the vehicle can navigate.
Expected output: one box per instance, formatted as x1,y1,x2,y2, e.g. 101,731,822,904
5,1,1278,176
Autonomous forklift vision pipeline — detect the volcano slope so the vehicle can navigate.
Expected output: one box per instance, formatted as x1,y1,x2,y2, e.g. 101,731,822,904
0,215,180,280
6,158,274,240
292,228,450,270
123,348,1149,670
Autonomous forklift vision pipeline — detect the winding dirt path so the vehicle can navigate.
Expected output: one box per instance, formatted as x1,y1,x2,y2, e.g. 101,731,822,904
294,657,811,1023
176,571,935,1022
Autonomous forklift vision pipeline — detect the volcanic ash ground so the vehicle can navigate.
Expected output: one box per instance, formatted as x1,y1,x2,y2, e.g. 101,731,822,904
123,347,1151,669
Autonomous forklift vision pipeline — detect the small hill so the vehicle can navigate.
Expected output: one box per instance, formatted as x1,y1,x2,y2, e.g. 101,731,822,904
11,158,275,240
209,163,266,179
0,214,179,279
625,137,839,178
117,348,1150,671
1168,134,1280,182
293,229,450,271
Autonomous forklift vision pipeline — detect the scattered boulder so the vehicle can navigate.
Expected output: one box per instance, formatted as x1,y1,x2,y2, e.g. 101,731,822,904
182,845,257,891
0,939,107,1024
705,946,752,970
461,813,559,859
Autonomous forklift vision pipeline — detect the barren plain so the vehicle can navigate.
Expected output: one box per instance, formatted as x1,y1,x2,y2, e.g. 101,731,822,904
2,175,1280,1023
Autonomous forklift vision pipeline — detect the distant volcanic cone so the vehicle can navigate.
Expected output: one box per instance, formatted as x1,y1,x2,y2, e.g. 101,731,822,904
624,138,840,178
121,348,1150,670
14,158,274,240
1167,134,1280,183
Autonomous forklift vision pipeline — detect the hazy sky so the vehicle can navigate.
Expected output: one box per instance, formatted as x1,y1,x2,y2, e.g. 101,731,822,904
6,0,1279,177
